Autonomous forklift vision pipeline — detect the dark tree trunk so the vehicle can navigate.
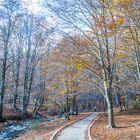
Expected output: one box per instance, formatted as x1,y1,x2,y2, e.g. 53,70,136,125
0,86,5,121
75,101,78,115
125,92,129,111
115,75,123,112
103,96,107,111
66,96,70,120
71,95,77,115
88,92,91,111
22,93,28,115
12,92,18,109
0,49,7,120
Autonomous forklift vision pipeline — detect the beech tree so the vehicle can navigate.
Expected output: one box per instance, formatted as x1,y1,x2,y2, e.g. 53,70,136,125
48,0,129,128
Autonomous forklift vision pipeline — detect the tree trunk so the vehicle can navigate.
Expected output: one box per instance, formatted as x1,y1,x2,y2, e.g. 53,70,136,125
22,93,28,115
12,91,18,109
104,80,116,128
12,48,21,110
115,92,123,112
115,75,123,111
88,92,91,111
103,96,107,111
125,92,129,110
71,95,76,115
66,96,70,120
75,101,78,115
0,87,4,121
105,88,116,128
0,75,5,120
0,50,7,121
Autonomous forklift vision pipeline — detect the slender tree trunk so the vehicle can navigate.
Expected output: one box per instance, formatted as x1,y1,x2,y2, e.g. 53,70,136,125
0,85,5,121
102,96,107,111
104,81,116,128
88,92,91,111
115,92,123,111
71,95,76,115
0,72,5,119
22,43,31,115
0,77,6,121
0,49,7,121
75,101,78,115
26,65,35,110
12,90,18,109
66,96,70,120
125,92,129,110
22,90,28,115
12,48,21,110
12,63,20,110
22,69,29,115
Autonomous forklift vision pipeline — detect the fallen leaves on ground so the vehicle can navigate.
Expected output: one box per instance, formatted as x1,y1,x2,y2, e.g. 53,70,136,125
91,110,140,140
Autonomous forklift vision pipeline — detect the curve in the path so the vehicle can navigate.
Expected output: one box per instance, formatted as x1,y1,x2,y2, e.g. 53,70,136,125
57,113,98,140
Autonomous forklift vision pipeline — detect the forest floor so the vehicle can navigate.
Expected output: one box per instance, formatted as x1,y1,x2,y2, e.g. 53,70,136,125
15,112,92,140
0,105,23,130
91,109,140,140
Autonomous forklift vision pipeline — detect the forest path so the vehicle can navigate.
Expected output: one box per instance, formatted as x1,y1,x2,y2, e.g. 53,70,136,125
57,112,98,140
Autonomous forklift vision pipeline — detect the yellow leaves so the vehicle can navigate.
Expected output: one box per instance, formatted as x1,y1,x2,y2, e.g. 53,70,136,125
136,95,140,102
51,82,59,87
59,89,66,94
117,52,126,59
122,60,134,65
72,87,80,92
59,87,80,94
76,63,83,70
111,50,126,64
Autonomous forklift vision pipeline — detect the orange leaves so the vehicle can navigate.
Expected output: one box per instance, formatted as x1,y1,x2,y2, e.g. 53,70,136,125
114,0,132,9
117,0,132,5
108,16,125,29
115,0,134,14
116,16,125,26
